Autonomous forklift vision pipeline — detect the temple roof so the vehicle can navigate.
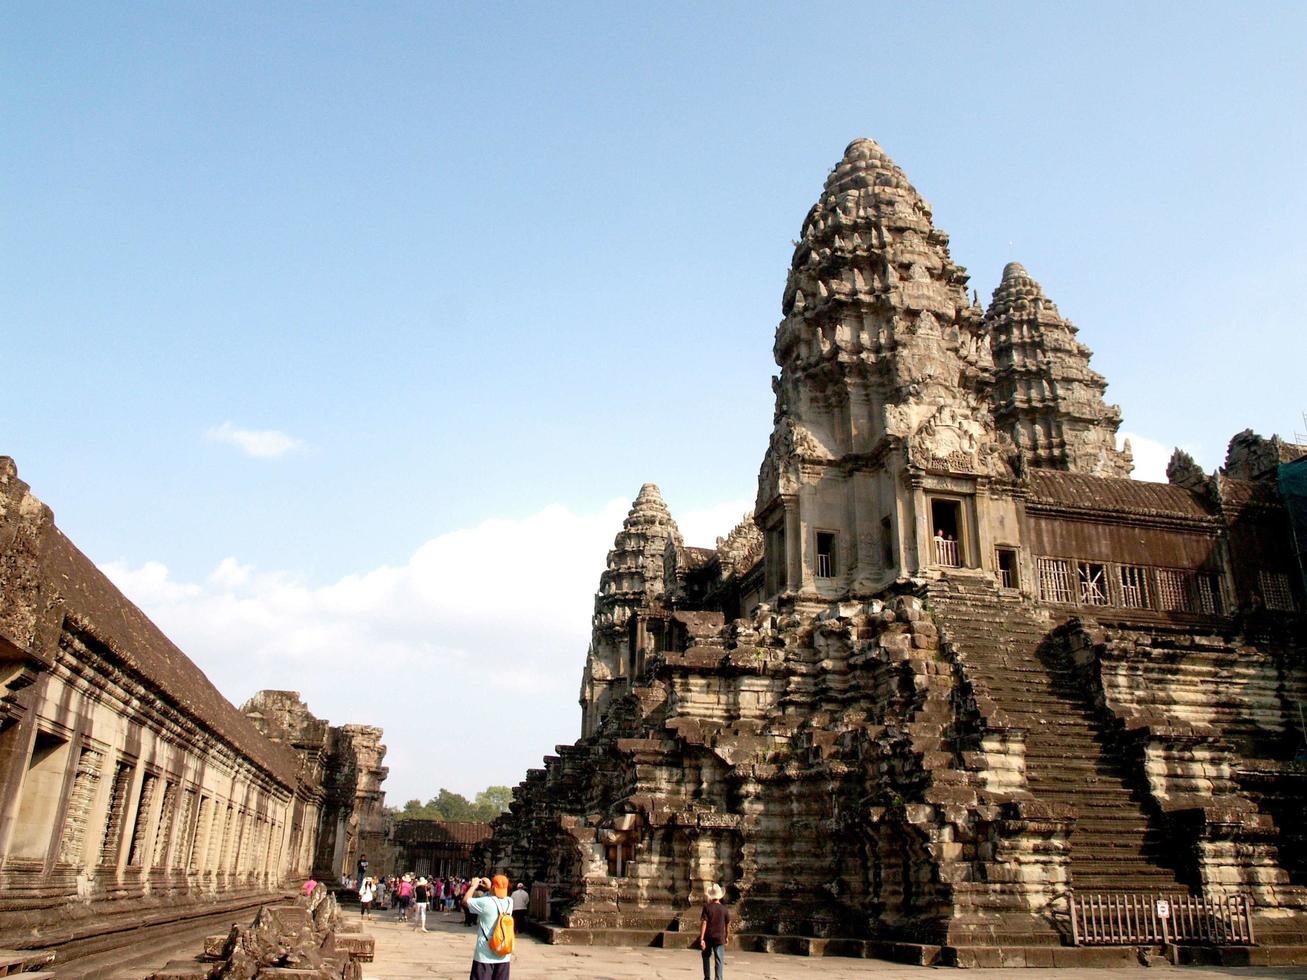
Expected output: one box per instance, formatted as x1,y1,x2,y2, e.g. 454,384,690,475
391,819,493,845
1028,470,1213,520
44,523,302,788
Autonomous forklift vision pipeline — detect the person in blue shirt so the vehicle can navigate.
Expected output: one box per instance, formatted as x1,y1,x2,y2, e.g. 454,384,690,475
462,874,514,979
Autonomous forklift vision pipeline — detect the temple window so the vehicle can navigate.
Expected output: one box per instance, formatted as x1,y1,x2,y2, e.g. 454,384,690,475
98,761,133,866
127,772,159,866
765,520,787,595
606,839,636,877
10,731,71,860
815,531,837,578
996,548,1019,589
1259,571,1296,611
1156,569,1190,611
1077,562,1110,606
1118,565,1150,608
1037,558,1075,603
57,745,103,864
929,498,964,567
1195,573,1222,614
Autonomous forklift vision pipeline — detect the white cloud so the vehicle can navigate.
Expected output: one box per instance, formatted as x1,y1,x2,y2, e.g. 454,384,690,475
1118,431,1206,484
100,493,751,804
205,421,305,459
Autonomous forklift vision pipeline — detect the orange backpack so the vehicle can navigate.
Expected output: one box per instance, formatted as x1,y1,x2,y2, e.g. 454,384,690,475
486,898,515,956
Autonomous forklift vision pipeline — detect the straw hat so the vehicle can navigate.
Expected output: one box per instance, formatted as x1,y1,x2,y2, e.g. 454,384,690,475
705,883,724,901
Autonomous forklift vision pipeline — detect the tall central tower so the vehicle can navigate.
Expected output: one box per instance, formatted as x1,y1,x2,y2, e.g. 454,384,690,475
757,139,1014,602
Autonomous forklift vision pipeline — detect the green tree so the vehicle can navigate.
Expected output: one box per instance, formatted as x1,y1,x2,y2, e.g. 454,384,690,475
430,788,475,821
474,786,513,817
391,786,515,823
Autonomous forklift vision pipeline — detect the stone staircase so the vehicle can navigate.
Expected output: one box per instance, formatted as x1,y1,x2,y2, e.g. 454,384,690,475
929,578,1190,894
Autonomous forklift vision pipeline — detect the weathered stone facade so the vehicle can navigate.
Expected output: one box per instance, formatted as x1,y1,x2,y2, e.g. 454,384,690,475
240,693,391,885
484,140,1307,965
313,726,389,885
0,462,388,964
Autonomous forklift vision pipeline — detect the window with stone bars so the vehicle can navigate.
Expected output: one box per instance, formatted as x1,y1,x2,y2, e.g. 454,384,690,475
153,780,177,868
270,821,284,877
1195,573,1223,615
58,747,103,865
98,761,133,866
254,818,268,875
191,796,214,872
216,804,235,872
1038,558,1075,603
1259,570,1296,611
127,772,158,866
1077,562,1110,606
1118,564,1150,609
236,811,252,874
259,819,274,877
1155,568,1192,611
174,789,197,870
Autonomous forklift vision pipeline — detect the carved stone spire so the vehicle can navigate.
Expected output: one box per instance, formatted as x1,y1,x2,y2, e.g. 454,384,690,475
985,261,1132,478
597,483,683,601
760,138,998,510
580,484,683,735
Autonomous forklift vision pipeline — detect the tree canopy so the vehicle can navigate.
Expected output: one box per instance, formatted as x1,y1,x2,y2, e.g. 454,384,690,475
390,786,512,823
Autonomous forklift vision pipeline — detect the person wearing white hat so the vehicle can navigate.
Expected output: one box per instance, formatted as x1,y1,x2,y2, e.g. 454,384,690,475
413,876,431,931
698,882,729,980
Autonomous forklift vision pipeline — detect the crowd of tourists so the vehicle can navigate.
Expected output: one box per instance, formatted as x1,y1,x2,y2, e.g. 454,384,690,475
333,871,526,978
351,872,529,931
332,869,730,980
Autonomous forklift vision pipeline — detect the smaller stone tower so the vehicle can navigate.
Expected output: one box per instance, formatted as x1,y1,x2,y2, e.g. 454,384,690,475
579,484,682,736
986,261,1132,477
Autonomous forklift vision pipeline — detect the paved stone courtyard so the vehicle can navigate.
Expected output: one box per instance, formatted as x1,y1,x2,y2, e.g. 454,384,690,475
348,907,1307,979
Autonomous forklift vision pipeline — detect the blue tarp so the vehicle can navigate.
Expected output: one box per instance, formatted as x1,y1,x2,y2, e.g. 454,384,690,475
1278,457,1307,600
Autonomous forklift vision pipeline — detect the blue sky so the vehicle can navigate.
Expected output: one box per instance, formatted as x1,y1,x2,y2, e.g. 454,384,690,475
4,3,1305,801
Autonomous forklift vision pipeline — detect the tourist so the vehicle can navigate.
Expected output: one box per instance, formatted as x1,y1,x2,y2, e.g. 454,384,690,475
396,873,414,921
698,883,729,980
413,876,431,932
375,877,387,910
465,878,482,928
301,876,319,898
463,874,514,979
359,876,375,916
510,881,529,933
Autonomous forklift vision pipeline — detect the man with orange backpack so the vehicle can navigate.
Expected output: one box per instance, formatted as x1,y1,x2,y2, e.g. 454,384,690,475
462,874,514,979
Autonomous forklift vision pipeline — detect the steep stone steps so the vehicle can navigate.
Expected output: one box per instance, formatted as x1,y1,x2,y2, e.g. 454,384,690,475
929,579,1188,893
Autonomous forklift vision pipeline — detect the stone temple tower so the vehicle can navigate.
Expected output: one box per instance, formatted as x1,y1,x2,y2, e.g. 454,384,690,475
985,261,1132,477
579,484,682,736
757,138,1014,603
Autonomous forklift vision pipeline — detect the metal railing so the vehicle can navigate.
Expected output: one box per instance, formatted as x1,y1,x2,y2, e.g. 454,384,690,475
1069,891,1255,946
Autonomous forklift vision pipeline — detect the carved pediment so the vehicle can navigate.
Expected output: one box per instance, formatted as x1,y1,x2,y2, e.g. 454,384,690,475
907,403,1013,477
